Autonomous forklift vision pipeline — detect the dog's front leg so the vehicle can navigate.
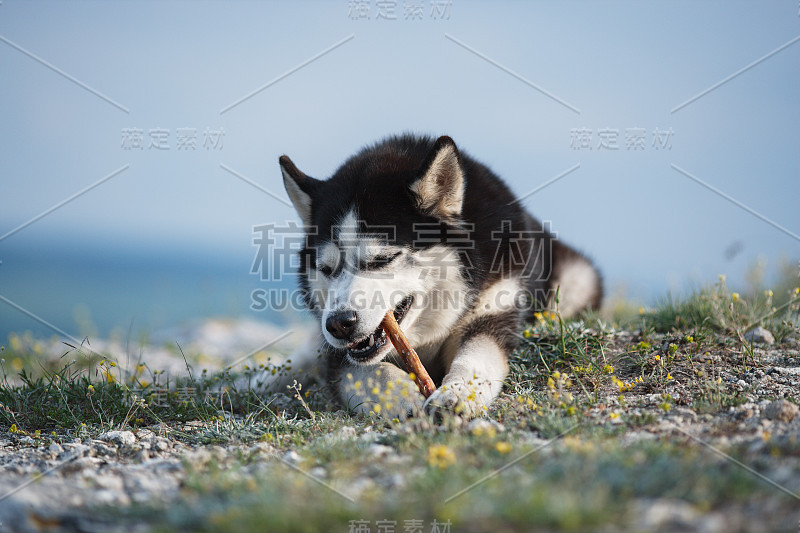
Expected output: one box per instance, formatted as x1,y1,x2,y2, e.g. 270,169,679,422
423,334,509,418
336,361,426,419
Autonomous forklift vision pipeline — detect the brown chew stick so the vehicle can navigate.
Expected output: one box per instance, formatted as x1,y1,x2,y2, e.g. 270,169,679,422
381,312,436,398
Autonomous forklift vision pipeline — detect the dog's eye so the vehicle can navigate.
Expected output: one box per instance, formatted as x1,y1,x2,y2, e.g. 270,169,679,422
365,252,400,270
318,264,333,277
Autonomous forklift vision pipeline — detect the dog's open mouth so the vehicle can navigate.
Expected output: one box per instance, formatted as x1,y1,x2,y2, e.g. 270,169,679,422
347,296,414,360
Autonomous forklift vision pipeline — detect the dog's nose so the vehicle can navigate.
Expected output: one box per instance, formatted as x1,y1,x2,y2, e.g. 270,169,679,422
326,311,358,340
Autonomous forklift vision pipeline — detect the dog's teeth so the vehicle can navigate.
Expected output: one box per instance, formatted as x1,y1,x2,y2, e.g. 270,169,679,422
368,335,375,347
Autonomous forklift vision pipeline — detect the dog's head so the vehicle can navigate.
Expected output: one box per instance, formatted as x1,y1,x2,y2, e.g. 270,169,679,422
280,135,471,365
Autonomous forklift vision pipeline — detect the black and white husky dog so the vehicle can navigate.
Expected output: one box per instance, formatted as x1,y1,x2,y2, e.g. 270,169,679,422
278,135,602,418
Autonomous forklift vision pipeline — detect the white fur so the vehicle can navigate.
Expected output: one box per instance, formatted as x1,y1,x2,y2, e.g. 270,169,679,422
339,362,425,419
467,277,522,320
409,144,464,220
316,242,340,273
281,167,312,227
313,207,471,367
550,258,600,318
424,335,508,418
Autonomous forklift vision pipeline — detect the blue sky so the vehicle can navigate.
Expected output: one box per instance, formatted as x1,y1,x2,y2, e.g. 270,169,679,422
1,1,799,337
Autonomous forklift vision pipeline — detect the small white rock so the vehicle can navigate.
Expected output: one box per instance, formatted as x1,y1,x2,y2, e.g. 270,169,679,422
98,430,137,448
248,442,275,456
744,326,774,345
336,426,357,439
48,442,64,455
282,450,301,465
466,418,506,434
134,428,156,441
367,444,395,458
635,498,698,527
764,399,799,422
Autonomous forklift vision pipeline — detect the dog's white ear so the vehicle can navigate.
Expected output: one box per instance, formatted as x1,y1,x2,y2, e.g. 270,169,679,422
410,136,464,221
280,155,319,227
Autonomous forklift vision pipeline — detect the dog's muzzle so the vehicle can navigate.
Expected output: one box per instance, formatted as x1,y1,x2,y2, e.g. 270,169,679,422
330,296,414,361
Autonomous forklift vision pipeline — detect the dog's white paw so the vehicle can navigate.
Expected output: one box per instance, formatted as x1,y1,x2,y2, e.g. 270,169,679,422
423,379,492,419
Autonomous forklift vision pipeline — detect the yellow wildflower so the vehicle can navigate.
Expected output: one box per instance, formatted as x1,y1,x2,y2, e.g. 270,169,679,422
495,442,512,454
427,444,456,469
612,376,634,392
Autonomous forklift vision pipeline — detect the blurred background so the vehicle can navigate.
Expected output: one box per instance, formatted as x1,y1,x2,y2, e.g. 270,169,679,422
1,1,798,344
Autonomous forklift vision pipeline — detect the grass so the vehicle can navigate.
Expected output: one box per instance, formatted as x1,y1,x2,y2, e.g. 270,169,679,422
131,430,785,532
648,273,799,340
1,270,799,531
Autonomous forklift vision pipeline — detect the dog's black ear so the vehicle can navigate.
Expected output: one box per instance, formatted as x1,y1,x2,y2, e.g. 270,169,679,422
409,136,464,221
280,155,320,227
